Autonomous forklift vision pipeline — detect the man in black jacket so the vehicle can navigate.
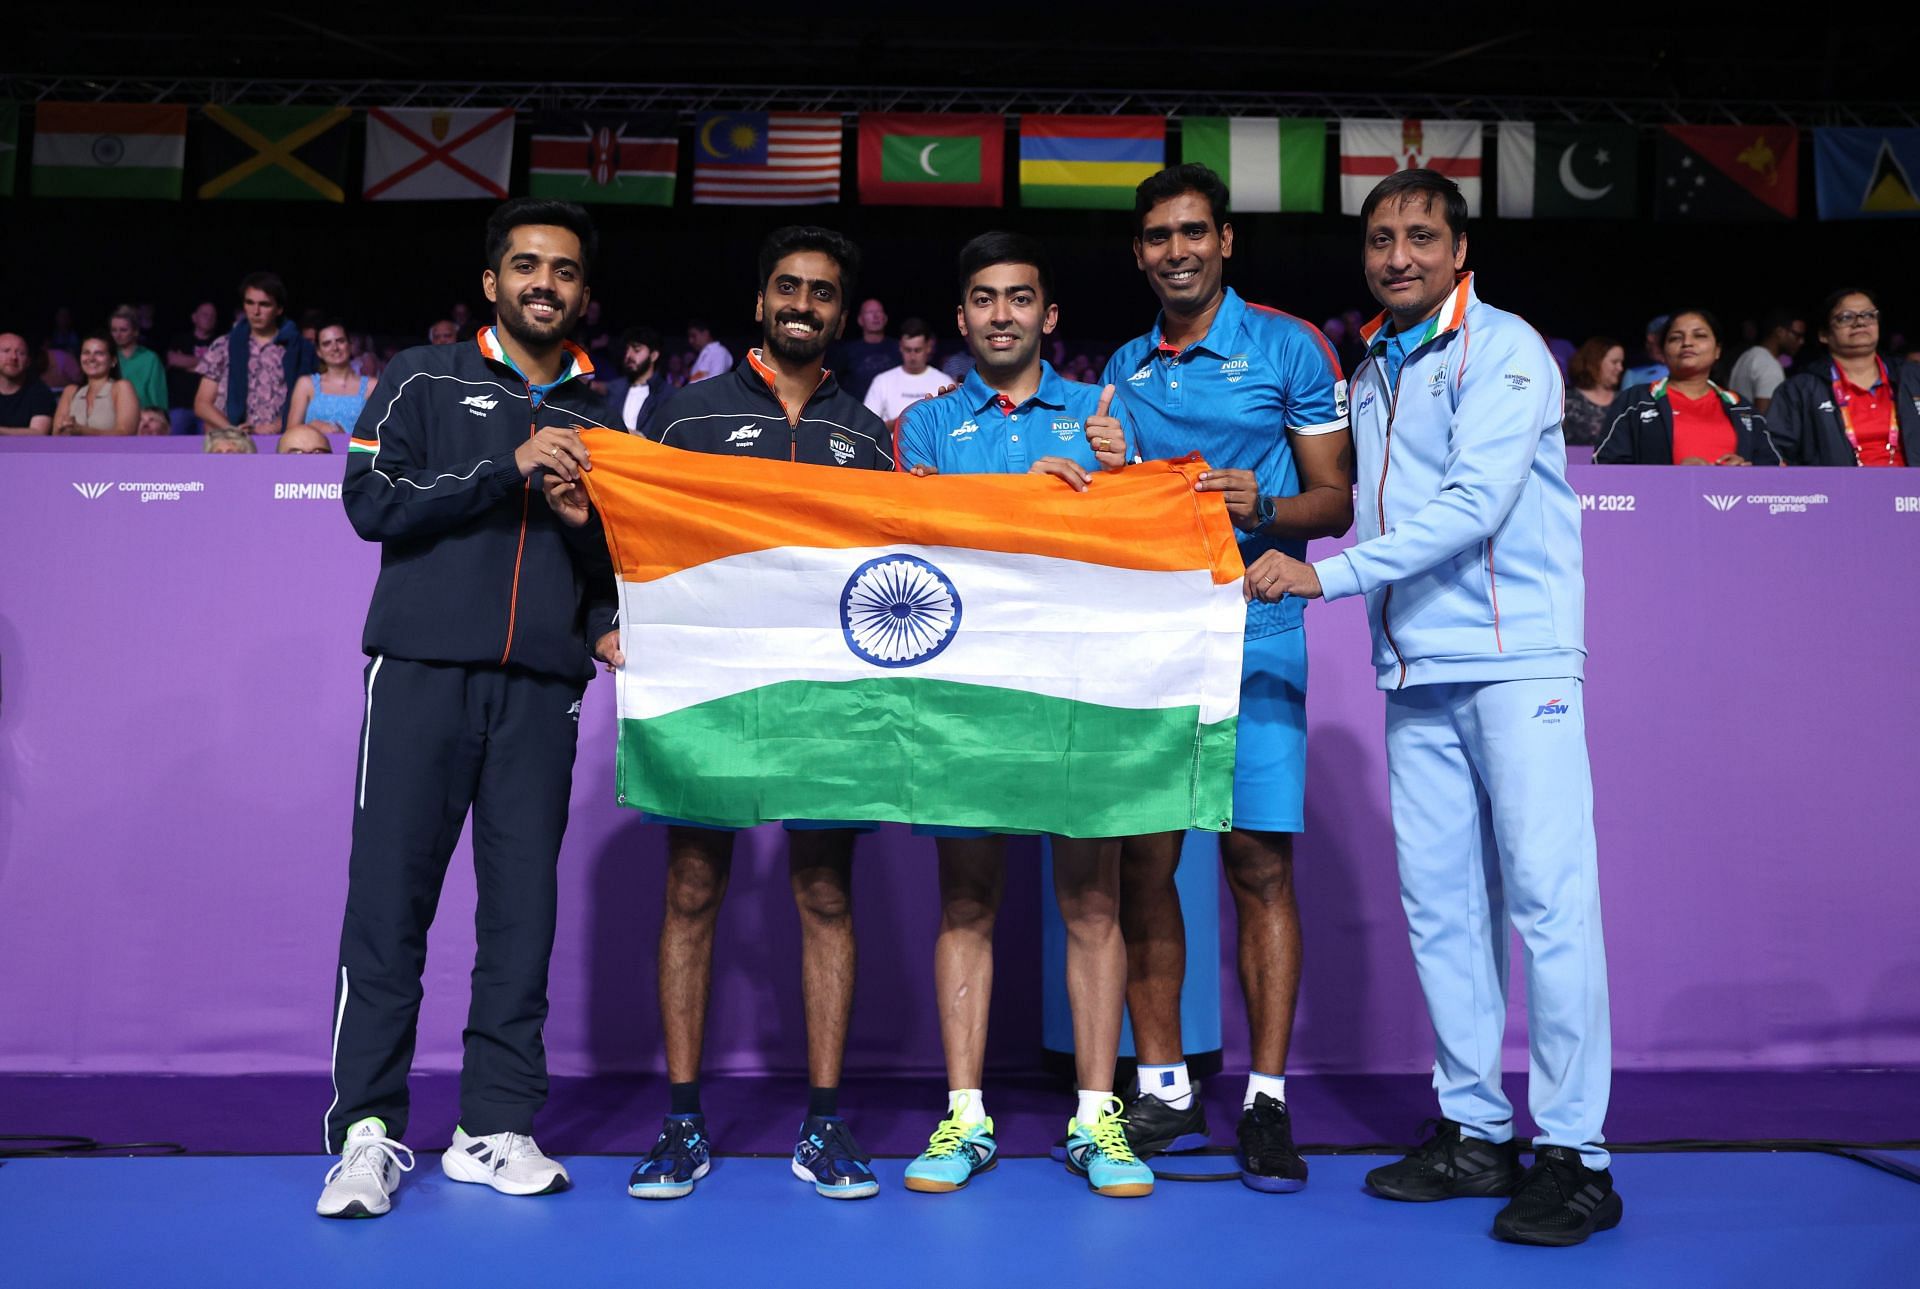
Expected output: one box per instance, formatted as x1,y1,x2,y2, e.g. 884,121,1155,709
317,198,618,1220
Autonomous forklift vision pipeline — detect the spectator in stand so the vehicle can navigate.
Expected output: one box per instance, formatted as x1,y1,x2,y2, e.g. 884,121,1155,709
577,298,612,361
279,424,333,454
604,326,671,434
833,298,895,400
42,345,80,391
109,304,168,412
449,300,475,340
350,331,385,379
1726,308,1805,414
53,333,138,435
1767,288,1917,467
47,306,78,355
685,319,732,382
298,308,327,344
0,332,57,435
861,317,949,425
137,408,170,436
1561,337,1624,447
194,272,318,435
1595,308,1777,466
136,302,158,342
665,350,691,386
940,341,976,382
288,322,376,436
1620,315,1669,389
429,319,460,345
166,301,221,433
204,428,257,454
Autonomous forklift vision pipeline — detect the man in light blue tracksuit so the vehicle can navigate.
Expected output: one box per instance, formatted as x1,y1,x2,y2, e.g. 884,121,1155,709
1245,170,1620,1248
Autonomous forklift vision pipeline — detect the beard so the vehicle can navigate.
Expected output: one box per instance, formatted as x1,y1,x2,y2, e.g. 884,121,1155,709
764,309,833,366
495,290,579,350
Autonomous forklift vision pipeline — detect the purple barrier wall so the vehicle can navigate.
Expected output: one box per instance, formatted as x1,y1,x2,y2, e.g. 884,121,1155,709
2,452,1916,1076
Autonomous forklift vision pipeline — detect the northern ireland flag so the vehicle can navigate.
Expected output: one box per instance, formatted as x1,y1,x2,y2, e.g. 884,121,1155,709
1339,118,1483,216
581,432,1244,836
364,107,514,201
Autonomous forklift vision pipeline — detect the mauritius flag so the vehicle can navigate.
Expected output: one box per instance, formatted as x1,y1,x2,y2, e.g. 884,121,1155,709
858,113,1002,206
1019,116,1165,210
581,432,1244,836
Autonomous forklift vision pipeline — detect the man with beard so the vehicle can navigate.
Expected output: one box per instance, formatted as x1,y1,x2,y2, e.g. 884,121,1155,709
603,326,671,434
632,226,890,1201
891,232,1151,1198
318,198,619,1220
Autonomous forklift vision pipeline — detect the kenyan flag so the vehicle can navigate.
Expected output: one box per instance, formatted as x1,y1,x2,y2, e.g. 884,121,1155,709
528,113,677,206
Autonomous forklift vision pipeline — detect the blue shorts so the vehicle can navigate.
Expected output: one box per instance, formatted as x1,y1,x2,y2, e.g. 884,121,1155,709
642,815,879,834
1231,626,1308,834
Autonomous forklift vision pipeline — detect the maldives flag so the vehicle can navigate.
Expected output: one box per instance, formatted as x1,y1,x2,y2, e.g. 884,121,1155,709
1656,125,1798,220
1339,119,1483,216
529,113,677,205
858,113,1002,206
579,432,1244,836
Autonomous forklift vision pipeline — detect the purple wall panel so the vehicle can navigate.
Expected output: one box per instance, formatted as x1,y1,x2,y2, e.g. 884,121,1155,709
1,449,1915,1076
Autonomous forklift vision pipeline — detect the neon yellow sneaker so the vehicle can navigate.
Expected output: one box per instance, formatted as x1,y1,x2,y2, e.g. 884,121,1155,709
903,1099,997,1193
1064,1096,1154,1197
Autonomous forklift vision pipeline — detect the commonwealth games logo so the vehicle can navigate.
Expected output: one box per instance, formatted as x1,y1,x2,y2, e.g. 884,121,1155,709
840,555,962,668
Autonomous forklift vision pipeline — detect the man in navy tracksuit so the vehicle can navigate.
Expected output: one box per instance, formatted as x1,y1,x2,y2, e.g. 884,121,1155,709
1249,171,1620,1247
317,198,618,1219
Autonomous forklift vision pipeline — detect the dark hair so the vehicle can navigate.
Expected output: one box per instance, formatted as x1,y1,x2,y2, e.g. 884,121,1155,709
1359,169,1469,241
956,230,1054,304
110,303,139,325
686,319,712,338
239,272,287,310
756,225,862,304
79,329,122,379
1818,286,1879,326
316,319,351,341
1567,336,1623,391
1663,308,1723,348
898,316,934,342
622,326,661,352
1757,307,1801,339
1133,163,1229,235
483,197,600,281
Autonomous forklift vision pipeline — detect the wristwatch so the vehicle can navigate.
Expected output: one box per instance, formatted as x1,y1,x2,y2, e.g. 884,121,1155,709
1253,491,1277,531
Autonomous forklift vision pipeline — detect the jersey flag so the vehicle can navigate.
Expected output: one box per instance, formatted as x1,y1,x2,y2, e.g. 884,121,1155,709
363,107,514,201
580,432,1245,836
857,113,1003,206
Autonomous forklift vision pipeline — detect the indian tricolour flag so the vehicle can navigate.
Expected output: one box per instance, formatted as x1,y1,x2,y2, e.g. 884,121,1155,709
1181,117,1326,212
581,432,1245,838
32,103,186,199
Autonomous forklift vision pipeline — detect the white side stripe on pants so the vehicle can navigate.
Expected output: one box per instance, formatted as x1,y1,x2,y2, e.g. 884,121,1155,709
323,965,350,1152
357,655,383,810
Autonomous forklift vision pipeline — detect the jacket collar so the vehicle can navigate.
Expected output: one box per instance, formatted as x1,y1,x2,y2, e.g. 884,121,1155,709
1651,375,1738,407
1361,272,1476,352
1149,287,1247,359
475,325,594,387
961,360,1072,414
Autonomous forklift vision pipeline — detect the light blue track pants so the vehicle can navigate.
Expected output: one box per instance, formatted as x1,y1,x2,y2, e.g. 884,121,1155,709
1385,676,1611,1168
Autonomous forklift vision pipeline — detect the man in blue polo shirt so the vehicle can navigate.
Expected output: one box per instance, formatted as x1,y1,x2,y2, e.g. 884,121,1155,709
1099,163,1353,1193
892,232,1149,1199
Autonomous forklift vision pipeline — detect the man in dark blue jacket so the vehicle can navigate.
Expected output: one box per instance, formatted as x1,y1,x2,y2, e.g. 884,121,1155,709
317,198,617,1220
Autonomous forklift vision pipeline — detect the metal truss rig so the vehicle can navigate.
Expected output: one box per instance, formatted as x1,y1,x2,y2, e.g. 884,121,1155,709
4,76,1916,127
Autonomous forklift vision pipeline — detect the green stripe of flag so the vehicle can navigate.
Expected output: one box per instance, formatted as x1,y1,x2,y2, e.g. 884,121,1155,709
31,165,182,199
527,172,676,206
619,677,1237,836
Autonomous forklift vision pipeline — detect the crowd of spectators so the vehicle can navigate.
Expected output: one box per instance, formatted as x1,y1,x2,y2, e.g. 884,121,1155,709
4,273,1913,468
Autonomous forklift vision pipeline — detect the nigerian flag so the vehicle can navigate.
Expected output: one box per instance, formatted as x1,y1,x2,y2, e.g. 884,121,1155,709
1181,117,1325,212
581,432,1244,837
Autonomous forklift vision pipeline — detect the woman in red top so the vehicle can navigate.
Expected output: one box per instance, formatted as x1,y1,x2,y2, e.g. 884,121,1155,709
1595,308,1778,466
1766,288,1918,467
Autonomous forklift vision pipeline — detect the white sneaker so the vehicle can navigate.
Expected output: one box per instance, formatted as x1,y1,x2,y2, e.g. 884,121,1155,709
441,1126,572,1196
317,1117,415,1219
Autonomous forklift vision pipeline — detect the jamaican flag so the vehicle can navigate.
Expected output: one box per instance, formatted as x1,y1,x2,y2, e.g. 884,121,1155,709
197,105,350,202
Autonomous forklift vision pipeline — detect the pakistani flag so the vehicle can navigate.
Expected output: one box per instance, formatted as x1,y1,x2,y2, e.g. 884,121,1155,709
0,101,16,197
582,431,1244,836
1181,117,1325,212
1496,123,1637,219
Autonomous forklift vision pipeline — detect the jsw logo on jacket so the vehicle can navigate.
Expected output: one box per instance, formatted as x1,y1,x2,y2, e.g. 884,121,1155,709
1313,274,1587,690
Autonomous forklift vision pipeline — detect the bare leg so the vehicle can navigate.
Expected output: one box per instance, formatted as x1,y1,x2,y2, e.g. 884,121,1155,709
932,836,1005,1092
658,826,735,1084
788,829,858,1089
1222,828,1301,1078
1052,837,1125,1095
1119,830,1185,1066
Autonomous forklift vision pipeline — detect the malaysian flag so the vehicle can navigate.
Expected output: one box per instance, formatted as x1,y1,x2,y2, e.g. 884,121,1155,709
693,112,842,205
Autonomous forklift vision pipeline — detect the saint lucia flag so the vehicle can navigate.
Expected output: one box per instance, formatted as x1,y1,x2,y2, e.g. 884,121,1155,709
1814,128,1920,220
581,432,1244,836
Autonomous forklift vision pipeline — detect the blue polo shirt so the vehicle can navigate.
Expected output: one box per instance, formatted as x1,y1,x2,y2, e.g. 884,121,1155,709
895,360,1103,475
1101,287,1347,637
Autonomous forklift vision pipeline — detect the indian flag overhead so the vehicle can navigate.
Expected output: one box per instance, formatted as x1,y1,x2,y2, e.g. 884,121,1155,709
32,102,186,199
581,432,1245,837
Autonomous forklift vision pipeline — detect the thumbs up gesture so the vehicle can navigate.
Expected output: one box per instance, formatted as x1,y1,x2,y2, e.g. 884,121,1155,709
1085,384,1127,472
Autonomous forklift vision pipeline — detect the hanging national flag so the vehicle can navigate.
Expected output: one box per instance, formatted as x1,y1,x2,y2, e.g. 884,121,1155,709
0,101,16,198
528,113,678,205
197,104,349,202
1180,117,1324,212
364,107,514,201
1813,128,1920,220
1339,119,1483,216
1495,123,1637,219
1655,125,1798,220
692,112,841,205
857,113,1003,207
31,102,186,199
1018,115,1164,209
580,432,1244,836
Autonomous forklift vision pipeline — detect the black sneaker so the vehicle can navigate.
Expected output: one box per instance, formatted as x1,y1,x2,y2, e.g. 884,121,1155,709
1366,1118,1522,1202
1050,1089,1209,1162
1236,1093,1308,1193
627,1113,710,1201
1492,1145,1623,1246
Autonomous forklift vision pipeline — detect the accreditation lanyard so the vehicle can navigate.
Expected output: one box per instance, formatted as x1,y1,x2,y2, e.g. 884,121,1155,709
1831,357,1901,465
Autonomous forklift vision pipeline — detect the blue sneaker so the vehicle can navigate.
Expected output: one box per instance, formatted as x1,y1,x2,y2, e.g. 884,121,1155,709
791,1115,879,1200
904,1102,998,1194
628,1113,710,1200
1064,1097,1155,1197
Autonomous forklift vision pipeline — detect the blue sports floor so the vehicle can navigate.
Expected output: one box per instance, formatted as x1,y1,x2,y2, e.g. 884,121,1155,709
5,1153,1917,1286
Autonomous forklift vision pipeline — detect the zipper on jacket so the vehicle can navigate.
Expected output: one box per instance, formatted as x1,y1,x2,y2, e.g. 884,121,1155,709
500,416,533,665
1377,362,1408,688
1485,538,1504,653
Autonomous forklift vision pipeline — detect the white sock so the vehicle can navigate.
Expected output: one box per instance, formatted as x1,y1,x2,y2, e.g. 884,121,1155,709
947,1088,987,1126
1074,1089,1111,1128
1245,1070,1286,1110
1137,1061,1193,1110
